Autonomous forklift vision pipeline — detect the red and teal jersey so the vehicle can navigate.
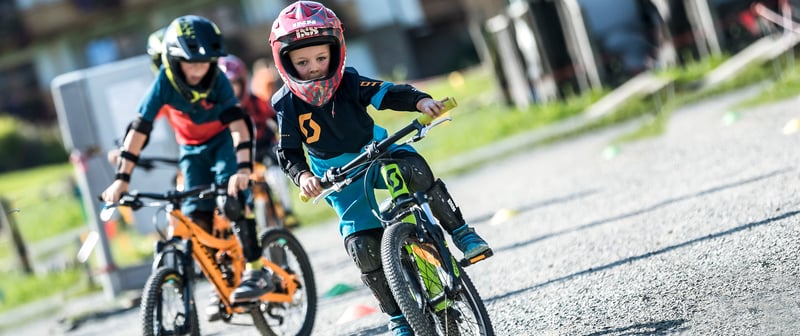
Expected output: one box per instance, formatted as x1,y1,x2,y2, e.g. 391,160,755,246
138,67,239,145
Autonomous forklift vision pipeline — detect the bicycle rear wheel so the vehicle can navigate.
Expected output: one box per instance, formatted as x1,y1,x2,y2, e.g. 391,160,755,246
254,227,317,336
382,222,494,335
141,266,200,336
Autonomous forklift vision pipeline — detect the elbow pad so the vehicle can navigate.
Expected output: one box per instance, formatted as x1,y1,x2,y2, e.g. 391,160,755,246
219,106,248,125
126,117,153,149
130,117,153,134
277,147,310,186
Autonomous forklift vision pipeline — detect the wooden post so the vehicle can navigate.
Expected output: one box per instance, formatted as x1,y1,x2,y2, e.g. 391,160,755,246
0,197,33,275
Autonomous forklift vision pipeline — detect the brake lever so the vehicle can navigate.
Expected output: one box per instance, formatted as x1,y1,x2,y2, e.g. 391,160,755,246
312,178,351,204
408,115,452,143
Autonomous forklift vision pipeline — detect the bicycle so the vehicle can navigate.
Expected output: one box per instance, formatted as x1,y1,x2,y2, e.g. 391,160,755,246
100,183,317,336
302,98,494,335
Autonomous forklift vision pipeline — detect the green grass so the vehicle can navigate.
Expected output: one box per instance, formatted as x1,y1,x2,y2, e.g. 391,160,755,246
0,163,84,260
0,162,95,316
736,55,800,108
0,268,90,313
608,54,782,145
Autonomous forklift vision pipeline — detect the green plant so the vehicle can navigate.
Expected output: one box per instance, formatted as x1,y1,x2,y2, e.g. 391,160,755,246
0,268,90,314
0,117,68,173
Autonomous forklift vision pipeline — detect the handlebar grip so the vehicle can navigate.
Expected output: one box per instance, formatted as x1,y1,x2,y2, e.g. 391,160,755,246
417,97,458,125
299,193,311,203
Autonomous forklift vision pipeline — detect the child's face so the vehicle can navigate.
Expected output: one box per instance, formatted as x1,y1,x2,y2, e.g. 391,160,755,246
179,61,211,86
288,44,331,81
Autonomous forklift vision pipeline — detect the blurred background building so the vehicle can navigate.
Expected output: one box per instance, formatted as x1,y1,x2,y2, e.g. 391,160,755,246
467,0,781,108
0,0,480,125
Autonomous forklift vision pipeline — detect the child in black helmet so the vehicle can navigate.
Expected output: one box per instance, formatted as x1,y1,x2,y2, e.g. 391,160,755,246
102,15,273,305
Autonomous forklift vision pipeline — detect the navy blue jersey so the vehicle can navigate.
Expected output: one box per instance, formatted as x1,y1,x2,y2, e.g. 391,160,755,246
273,67,430,185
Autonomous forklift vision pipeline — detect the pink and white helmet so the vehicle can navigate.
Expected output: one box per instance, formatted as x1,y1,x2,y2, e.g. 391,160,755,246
269,1,346,106
218,55,249,102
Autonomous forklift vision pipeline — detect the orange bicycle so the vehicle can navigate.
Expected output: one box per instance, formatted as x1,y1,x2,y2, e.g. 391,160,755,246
100,183,316,336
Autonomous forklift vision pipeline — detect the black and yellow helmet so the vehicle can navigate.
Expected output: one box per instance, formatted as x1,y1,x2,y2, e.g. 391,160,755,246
161,15,227,104
146,27,167,74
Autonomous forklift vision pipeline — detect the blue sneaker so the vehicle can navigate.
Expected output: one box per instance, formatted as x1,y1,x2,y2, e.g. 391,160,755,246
452,224,491,261
388,315,414,336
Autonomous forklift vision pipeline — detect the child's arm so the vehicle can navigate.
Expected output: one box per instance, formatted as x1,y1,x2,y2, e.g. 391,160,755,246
358,74,434,113
219,105,254,195
101,118,151,203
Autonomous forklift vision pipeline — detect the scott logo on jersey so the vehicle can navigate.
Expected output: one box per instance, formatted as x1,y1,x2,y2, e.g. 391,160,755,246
298,113,321,143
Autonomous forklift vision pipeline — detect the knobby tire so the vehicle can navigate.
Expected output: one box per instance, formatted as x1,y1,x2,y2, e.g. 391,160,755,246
382,222,495,335
141,266,200,336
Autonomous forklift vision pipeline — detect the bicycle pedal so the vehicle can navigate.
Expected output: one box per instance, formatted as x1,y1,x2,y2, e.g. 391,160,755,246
458,249,493,267
231,300,260,309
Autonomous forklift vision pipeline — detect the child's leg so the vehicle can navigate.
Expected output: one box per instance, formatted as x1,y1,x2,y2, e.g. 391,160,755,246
344,229,401,316
179,151,217,230
215,137,274,302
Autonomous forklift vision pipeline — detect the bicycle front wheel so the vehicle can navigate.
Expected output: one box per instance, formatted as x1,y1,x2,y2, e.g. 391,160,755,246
382,222,494,335
254,227,317,336
141,266,200,336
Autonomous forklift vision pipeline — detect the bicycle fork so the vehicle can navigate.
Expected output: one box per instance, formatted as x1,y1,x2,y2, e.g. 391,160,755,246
380,163,462,312
153,237,198,333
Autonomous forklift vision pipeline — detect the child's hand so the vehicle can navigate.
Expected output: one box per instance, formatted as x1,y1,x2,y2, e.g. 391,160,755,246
299,172,322,198
416,98,446,118
102,180,129,203
228,172,251,196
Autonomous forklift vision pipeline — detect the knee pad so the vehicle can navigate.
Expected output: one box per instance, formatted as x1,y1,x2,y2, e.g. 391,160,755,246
187,210,214,234
426,179,466,233
345,230,400,315
392,150,434,192
216,194,244,222
345,230,383,273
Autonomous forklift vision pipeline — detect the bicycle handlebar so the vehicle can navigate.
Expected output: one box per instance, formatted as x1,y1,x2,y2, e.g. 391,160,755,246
98,184,220,221
300,97,457,204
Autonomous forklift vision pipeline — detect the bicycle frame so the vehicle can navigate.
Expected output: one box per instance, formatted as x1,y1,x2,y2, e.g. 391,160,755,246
251,161,289,231
169,209,299,312
302,98,494,333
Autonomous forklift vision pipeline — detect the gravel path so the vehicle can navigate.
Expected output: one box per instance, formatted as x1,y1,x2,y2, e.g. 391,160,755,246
3,87,800,335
